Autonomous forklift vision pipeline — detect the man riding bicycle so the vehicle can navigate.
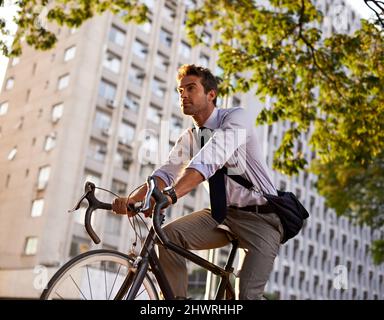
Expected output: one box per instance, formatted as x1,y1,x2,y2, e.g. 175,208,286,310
112,64,283,300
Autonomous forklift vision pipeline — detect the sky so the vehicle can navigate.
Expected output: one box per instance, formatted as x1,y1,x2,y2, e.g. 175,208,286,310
0,0,378,88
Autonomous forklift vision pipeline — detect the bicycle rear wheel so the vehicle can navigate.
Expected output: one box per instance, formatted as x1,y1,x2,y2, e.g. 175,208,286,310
40,249,159,300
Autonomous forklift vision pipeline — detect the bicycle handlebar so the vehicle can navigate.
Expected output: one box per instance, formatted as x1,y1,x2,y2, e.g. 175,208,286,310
68,181,112,244
68,177,170,245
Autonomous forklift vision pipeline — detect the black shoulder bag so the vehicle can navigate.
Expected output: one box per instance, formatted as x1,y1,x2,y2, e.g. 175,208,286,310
223,168,310,243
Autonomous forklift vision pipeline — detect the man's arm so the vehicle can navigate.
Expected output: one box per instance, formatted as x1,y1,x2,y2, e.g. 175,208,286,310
173,168,205,199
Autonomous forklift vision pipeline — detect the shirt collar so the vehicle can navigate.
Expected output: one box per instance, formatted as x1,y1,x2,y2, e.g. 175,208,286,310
193,107,219,132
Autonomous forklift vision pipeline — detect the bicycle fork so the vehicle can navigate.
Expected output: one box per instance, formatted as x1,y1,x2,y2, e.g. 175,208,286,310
114,229,157,300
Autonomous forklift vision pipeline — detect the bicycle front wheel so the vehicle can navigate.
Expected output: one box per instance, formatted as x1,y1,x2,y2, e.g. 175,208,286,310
40,249,159,300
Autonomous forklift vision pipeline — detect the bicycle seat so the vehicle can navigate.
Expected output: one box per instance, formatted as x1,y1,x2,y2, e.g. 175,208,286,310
217,224,238,242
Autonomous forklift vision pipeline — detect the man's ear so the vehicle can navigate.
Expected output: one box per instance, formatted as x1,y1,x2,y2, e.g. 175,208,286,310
207,89,216,103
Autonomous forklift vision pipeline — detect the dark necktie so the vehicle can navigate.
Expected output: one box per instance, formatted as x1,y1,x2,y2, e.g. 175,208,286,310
198,127,227,223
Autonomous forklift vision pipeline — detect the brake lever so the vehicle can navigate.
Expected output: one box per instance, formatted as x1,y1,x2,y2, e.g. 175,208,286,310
67,182,94,213
128,201,144,213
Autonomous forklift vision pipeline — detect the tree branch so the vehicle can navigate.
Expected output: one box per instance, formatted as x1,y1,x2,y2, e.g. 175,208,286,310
297,0,345,100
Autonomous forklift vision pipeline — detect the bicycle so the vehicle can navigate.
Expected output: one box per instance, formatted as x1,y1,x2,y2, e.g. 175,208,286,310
40,176,240,300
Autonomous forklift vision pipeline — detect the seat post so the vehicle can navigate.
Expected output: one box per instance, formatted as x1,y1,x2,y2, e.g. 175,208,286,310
224,239,239,273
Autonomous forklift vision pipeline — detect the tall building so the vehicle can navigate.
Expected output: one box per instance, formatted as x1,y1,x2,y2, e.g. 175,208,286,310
0,0,383,299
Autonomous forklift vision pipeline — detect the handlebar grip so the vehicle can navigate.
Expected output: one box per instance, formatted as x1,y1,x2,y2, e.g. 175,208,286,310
85,206,100,244
84,201,112,244
82,182,112,244
150,180,171,245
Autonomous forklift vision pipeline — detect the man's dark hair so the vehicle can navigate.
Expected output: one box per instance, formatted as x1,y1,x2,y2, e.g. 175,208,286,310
177,64,218,106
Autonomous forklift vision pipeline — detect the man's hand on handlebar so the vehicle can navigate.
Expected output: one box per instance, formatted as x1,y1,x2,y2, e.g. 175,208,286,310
112,197,138,217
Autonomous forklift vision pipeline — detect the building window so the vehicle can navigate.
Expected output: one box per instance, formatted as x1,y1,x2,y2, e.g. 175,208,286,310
44,133,57,151
5,77,14,90
104,214,122,234
159,28,172,47
198,54,209,67
15,116,24,130
88,139,107,162
31,199,44,217
51,103,64,123
140,163,155,179
69,236,90,257
37,165,51,190
162,5,176,21
132,39,148,60
0,101,8,116
83,171,101,187
5,174,10,188
94,110,112,132
64,45,76,61
57,74,69,90
147,104,162,124
111,179,127,195
202,31,212,46
118,121,135,145
24,237,38,255
138,19,152,33
152,77,166,98
155,51,170,72
98,79,117,101
7,147,17,161
170,115,183,141
115,150,132,171
103,51,121,73
142,133,159,156
128,65,145,86
179,41,191,58
124,92,140,112
172,87,180,105
109,25,126,46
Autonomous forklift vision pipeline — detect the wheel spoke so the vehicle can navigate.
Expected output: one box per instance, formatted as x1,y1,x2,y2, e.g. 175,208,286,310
86,265,93,300
54,291,64,300
104,263,108,300
108,264,122,300
135,287,146,299
70,275,87,300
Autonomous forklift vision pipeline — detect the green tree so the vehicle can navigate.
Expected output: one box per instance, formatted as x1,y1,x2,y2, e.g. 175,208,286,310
186,0,384,264
1,0,383,262
0,0,148,56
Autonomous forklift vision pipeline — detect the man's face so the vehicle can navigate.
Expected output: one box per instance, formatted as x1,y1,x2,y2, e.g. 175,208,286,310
177,75,212,116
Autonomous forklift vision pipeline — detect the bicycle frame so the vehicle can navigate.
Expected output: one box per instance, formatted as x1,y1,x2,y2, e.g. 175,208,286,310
70,178,239,300
115,226,239,300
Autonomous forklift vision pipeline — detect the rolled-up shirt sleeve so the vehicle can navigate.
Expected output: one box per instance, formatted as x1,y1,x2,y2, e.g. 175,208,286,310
187,108,248,180
152,129,192,186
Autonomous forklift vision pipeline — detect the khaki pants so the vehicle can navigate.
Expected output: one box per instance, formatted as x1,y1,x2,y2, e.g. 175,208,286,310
158,207,283,299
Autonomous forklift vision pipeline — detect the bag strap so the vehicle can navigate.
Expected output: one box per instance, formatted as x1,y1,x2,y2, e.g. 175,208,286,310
191,127,255,191
221,167,254,189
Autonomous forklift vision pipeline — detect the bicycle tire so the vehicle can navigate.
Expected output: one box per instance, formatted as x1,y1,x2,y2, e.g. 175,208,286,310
40,249,159,300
